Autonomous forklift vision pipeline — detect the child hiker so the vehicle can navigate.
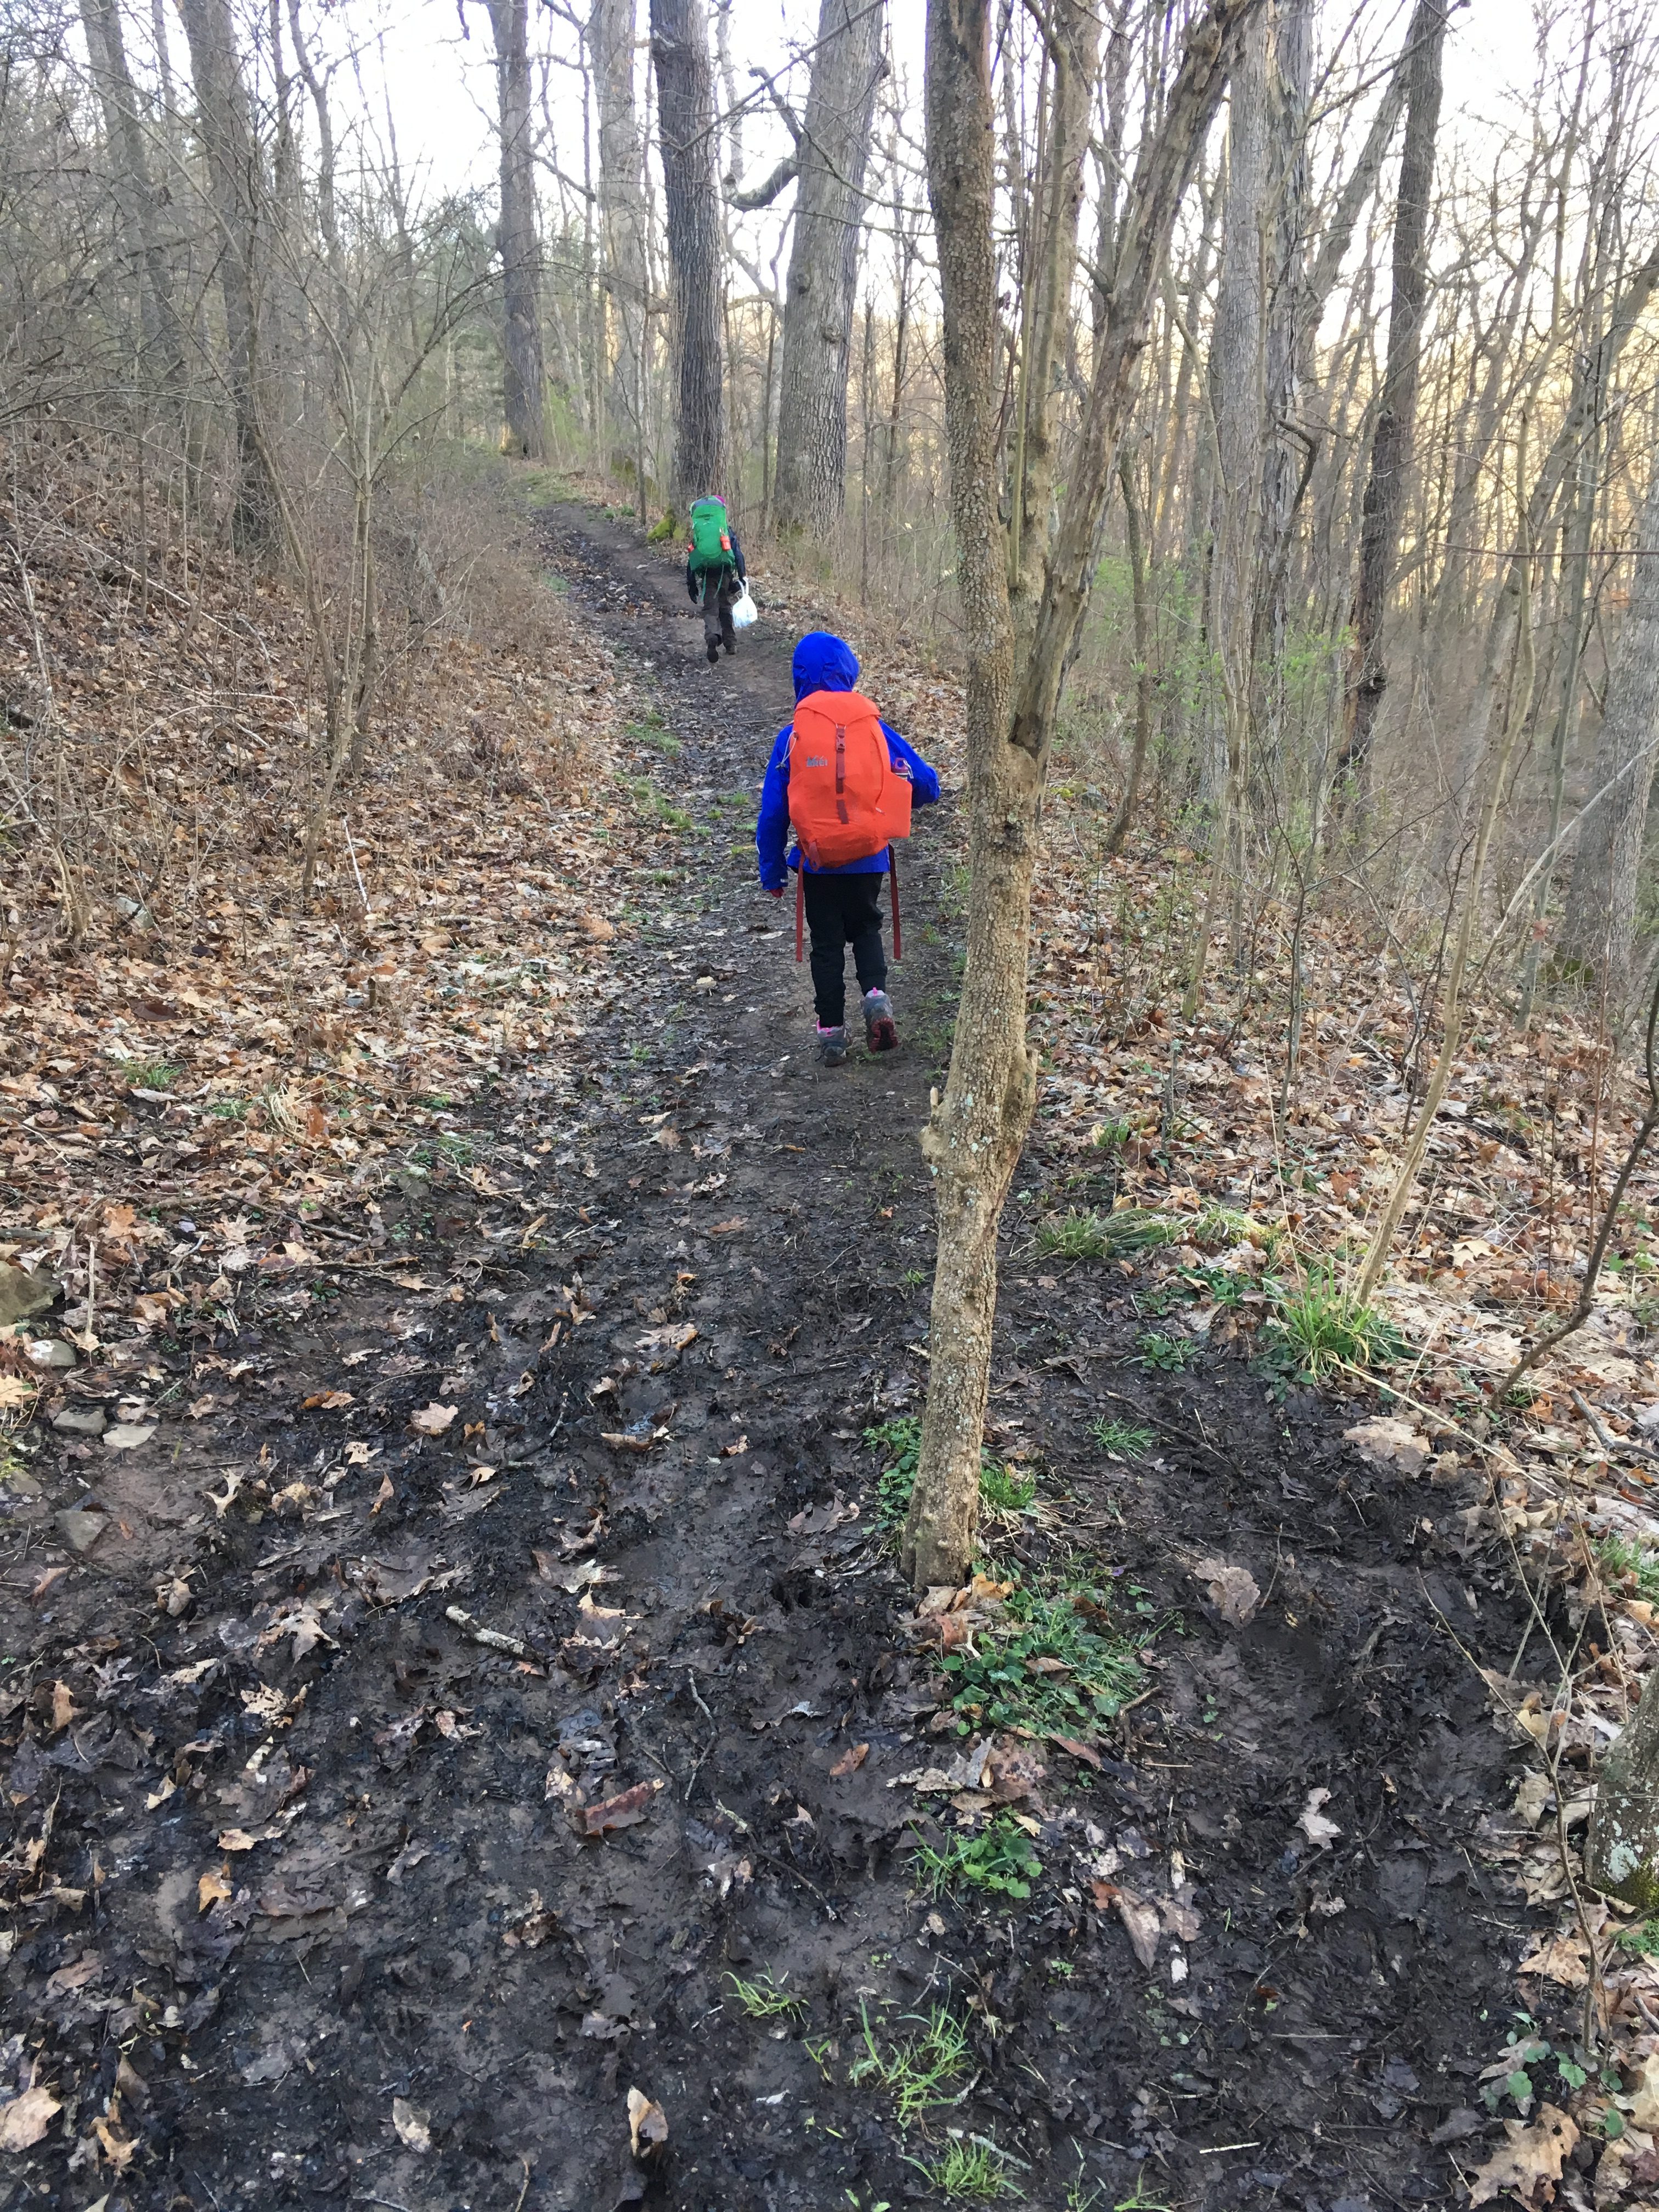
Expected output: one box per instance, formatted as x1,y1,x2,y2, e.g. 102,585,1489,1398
684,493,746,664
755,632,940,1065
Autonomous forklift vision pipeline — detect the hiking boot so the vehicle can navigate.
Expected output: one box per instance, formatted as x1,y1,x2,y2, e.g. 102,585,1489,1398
815,1024,848,1066
723,637,735,655
706,639,720,665
862,988,898,1053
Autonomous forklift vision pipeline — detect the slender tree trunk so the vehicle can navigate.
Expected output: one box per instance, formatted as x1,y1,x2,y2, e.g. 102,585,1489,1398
592,0,648,465
79,0,186,391
485,0,546,459
650,0,724,502
901,0,1263,1590
771,0,886,536
1340,0,1447,792
1559,461,1659,999
177,0,278,552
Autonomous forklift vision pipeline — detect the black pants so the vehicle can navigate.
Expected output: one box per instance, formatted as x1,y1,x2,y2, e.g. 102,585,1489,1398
701,566,739,651
804,870,887,1027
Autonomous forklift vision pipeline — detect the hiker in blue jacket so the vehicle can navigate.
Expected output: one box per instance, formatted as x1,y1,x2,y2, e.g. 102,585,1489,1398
756,631,940,1065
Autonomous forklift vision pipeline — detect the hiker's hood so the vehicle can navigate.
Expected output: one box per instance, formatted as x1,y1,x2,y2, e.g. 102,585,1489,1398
792,631,859,701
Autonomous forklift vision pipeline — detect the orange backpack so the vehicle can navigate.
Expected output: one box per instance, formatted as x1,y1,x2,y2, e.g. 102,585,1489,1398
786,690,912,871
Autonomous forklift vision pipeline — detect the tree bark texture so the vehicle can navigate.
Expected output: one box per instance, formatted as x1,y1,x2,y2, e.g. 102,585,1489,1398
771,0,885,537
901,0,1263,1592
1560,459,1659,998
80,0,186,388
177,0,277,551
650,0,724,503
1200,7,1269,810
1341,0,1447,788
1589,1653,1659,1911
486,0,547,459
592,0,648,458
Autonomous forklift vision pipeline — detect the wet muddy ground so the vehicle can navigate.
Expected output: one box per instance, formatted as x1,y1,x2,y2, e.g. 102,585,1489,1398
1,504,1556,2211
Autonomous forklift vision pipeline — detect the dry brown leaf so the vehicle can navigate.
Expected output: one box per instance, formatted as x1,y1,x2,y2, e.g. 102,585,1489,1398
579,1779,664,1837
370,1472,396,1515
708,1216,747,1236
1516,1927,1590,1989
0,2084,61,2152
1467,2104,1578,2206
627,2085,668,2162
197,1867,232,1913
829,1741,870,1778
49,1680,73,1733
391,2096,432,2152
410,1401,457,1436
1117,1893,1162,1970
218,1827,261,1852
1192,1555,1261,1627
1344,1417,1430,1478
302,1389,354,1411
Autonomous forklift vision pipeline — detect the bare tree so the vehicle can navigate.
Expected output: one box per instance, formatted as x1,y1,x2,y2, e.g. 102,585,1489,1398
177,0,279,550
483,0,548,459
771,0,887,535
1340,0,1448,794
901,0,1266,1591
592,0,650,470
650,0,724,500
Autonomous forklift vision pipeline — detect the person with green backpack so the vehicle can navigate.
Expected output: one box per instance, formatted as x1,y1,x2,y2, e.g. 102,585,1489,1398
684,494,747,663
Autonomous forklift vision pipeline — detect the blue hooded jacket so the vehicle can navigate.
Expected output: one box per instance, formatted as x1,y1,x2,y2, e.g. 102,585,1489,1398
755,632,940,889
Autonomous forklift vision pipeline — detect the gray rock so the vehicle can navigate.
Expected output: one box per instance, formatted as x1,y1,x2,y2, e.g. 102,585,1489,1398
51,1407,106,1437
54,1510,108,1552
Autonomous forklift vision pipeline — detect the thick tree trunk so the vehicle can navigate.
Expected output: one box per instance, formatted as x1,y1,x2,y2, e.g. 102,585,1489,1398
901,0,1263,1592
486,0,546,460
649,0,724,503
1340,0,1447,790
80,0,186,389
771,0,885,537
177,0,278,552
592,0,648,463
1589,1658,1659,1912
1559,461,1659,998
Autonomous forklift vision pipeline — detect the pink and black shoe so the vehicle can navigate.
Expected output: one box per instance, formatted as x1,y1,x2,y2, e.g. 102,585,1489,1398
862,989,898,1053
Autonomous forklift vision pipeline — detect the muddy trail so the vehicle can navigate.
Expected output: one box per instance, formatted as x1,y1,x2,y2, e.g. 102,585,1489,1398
1,503,1557,2212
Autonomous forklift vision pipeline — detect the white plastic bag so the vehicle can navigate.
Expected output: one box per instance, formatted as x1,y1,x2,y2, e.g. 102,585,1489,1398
731,582,758,630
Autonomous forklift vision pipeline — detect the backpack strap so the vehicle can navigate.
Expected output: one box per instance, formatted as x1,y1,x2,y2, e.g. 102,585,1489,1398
795,866,804,964
889,848,901,963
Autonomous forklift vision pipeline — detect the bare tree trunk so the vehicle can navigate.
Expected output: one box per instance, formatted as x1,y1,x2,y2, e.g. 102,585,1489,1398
649,0,724,502
901,0,1263,1591
79,0,186,391
177,0,278,552
1559,460,1659,998
771,0,886,536
486,0,547,459
1340,0,1447,792
592,0,648,466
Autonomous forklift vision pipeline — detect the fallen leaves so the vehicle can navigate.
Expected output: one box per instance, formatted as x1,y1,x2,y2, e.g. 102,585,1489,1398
828,1742,870,1778
1297,1787,1342,1849
197,1867,233,1913
1344,1417,1431,1477
578,1779,664,1837
0,2083,60,2152
391,2096,433,2153
410,1401,458,1436
627,2086,668,2162
1466,2104,1578,2206
1192,1555,1260,1626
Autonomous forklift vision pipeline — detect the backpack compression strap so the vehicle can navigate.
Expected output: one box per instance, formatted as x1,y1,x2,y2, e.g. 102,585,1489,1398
795,867,804,964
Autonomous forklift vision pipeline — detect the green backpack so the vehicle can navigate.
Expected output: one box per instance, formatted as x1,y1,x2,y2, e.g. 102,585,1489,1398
687,497,733,575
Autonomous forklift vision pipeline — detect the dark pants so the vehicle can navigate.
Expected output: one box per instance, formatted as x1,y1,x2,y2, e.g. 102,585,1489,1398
701,566,739,652
803,870,887,1028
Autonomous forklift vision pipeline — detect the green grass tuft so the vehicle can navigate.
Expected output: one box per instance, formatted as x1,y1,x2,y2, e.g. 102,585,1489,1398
1261,1267,1406,1381
1134,1330,1194,1373
1035,1206,1178,1262
1091,1417,1155,1459
907,2138,1024,2201
847,2003,970,2129
726,1968,806,2022
120,1058,179,1091
1600,1535,1659,1603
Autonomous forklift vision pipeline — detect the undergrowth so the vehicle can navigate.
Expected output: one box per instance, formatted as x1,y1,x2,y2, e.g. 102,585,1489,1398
1034,1206,1177,1262
865,1417,1035,1533
911,1815,1042,1904
847,2002,970,2128
907,2137,1024,2200
940,1575,1144,1739
1091,1417,1155,1459
1600,1536,1659,1602
1258,1266,1406,1382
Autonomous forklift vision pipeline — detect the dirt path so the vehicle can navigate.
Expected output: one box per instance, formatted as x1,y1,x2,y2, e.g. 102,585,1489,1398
2,504,1555,2212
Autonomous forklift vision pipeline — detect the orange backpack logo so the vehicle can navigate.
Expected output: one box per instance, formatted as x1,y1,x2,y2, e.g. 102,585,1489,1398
786,690,912,870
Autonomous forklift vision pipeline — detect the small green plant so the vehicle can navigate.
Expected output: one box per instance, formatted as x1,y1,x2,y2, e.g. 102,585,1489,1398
1091,1119,1132,1153
630,718,681,756
1191,1204,1268,1252
1111,2176,1171,2212
120,1058,179,1091
941,1578,1144,1738
207,1096,249,1120
907,2137,1023,2201
1135,1330,1194,1373
1599,1536,1659,1603
911,1816,1042,1904
1260,1267,1406,1382
1091,1417,1154,1459
1481,2016,1596,2117
847,2002,969,2128
726,1968,806,2023
865,1418,1034,1533
1617,1919,1659,1956
1035,1206,1177,1262
433,1131,476,1167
